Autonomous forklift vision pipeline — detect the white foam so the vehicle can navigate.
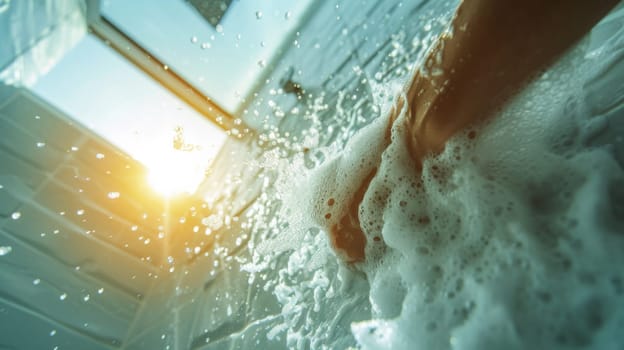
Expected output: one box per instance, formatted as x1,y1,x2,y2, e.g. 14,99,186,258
245,5,624,349
347,10,624,350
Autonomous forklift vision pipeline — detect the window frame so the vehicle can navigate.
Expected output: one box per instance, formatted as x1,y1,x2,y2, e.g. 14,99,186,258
85,0,238,132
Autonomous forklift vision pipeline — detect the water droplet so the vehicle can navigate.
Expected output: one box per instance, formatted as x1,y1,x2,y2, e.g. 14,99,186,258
190,36,198,44
201,42,211,49
107,192,120,199
131,225,138,232
95,153,105,159
36,142,46,148
11,212,21,220
0,246,12,256
76,209,85,216
71,146,79,152
260,41,266,47
59,293,67,301
163,65,169,70
83,294,90,302
284,11,291,20
255,11,263,19
258,60,266,68
97,288,104,294
33,278,41,285
49,329,57,336
216,24,223,33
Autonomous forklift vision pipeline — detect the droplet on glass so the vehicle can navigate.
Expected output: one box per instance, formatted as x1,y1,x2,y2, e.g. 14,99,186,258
59,293,67,301
97,288,104,294
83,294,90,302
33,278,41,285
36,142,46,148
49,330,57,337
0,246,12,256
201,42,211,49
216,24,223,33
76,209,85,216
11,212,21,220
190,36,198,44
255,11,263,19
95,153,105,159
107,192,120,199
258,60,266,68
284,11,291,20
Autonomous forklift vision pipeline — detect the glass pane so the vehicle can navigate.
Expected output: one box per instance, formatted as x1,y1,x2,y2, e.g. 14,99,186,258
101,0,315,114
32,34,226,195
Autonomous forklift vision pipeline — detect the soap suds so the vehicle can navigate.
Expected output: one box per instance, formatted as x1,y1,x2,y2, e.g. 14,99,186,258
243,5,624,350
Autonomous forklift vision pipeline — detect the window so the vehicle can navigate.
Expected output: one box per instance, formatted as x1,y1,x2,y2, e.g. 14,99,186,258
33,34,226,195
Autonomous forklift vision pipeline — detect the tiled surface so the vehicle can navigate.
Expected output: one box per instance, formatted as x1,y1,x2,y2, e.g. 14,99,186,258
0,88,172,349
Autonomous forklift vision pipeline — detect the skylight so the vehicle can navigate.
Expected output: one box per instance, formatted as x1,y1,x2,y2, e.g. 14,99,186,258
32,34,226,196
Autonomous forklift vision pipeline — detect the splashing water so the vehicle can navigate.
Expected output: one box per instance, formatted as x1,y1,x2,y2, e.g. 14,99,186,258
232,5,624,350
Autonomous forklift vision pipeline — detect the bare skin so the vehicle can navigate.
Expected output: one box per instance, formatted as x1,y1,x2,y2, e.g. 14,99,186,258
327,0,620,263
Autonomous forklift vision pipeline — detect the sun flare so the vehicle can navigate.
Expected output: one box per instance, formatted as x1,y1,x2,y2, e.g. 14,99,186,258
146,151,206,197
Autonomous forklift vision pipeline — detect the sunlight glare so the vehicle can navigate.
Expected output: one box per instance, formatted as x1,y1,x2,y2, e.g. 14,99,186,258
147,151,207,197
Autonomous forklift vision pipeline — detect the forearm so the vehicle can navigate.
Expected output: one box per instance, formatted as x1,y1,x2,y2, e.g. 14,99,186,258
407,0,619,161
